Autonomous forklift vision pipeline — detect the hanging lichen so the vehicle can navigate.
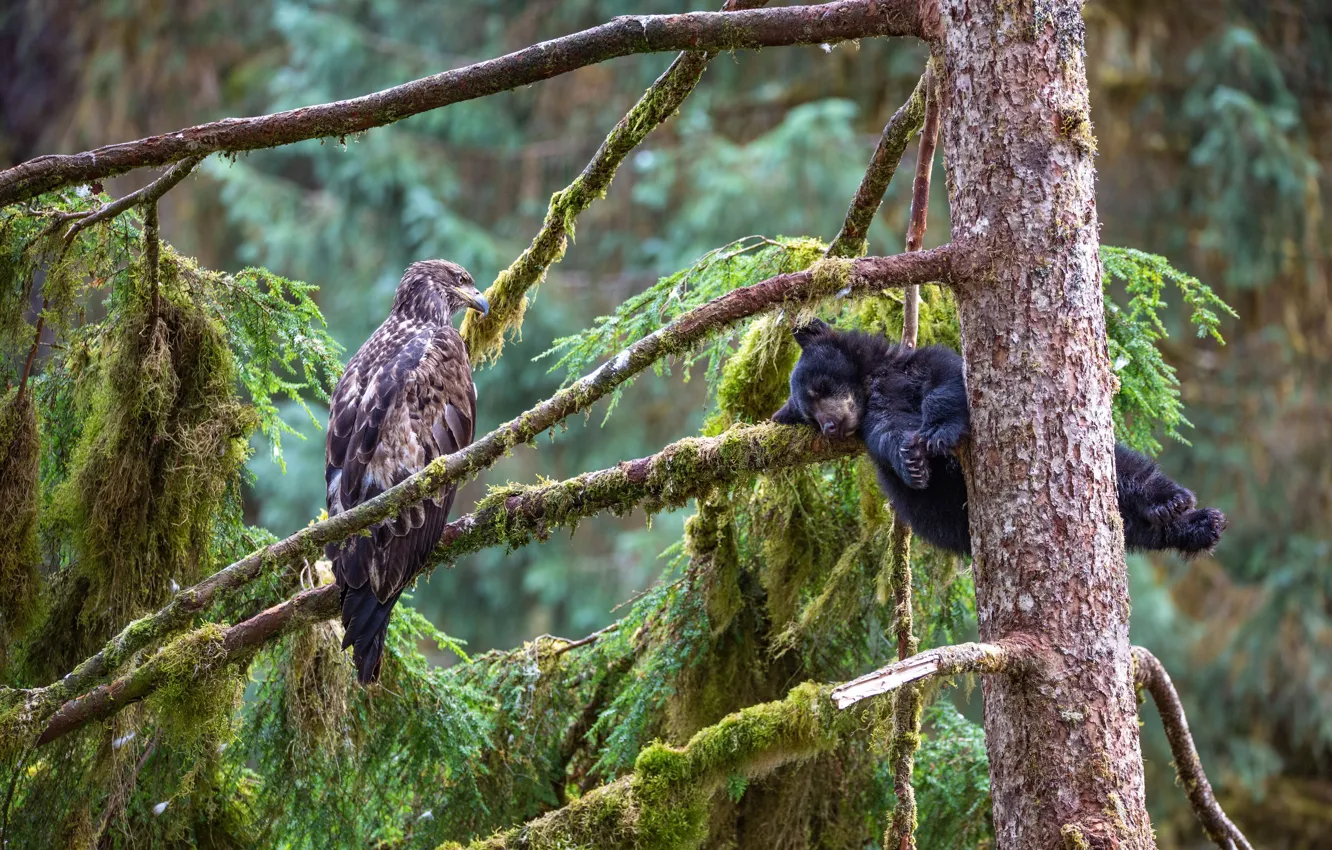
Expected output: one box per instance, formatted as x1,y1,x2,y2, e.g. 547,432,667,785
39,248,258,671
0,388,41,671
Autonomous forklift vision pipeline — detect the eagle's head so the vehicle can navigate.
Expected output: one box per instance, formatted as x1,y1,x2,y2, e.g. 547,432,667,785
393,259,490,322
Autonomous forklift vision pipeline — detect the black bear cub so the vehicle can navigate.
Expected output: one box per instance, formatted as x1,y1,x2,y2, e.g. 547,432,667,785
772,319,1225,557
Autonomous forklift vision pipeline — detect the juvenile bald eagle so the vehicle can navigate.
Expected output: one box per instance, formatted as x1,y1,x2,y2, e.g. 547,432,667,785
325,260,488,683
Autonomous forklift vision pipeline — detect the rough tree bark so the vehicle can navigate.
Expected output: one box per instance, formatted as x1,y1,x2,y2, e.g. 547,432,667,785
935,1,1153,848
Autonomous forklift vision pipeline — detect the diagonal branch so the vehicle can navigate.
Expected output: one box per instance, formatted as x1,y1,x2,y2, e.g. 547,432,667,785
61,156,203,244
33,422,861,745
461,0,769,365
826,73,927,259
0,0,927,208
7,243,965,739
1133,647,1254,850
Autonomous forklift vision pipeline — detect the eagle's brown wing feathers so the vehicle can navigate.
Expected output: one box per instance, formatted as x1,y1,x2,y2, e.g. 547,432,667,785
325,320,475,683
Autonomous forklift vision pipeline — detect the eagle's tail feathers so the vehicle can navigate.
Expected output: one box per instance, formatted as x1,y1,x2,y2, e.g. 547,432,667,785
340,584,399,685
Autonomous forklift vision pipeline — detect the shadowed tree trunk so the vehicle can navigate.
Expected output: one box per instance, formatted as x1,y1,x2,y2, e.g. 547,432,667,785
936,1,1154,847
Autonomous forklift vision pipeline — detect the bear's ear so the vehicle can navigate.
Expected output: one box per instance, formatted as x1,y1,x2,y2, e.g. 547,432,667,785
772,398,803,425
792,318,832,349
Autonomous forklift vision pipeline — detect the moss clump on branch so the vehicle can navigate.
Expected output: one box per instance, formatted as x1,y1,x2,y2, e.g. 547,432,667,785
36,249,258,674
0,388,42,667
440,682,850,850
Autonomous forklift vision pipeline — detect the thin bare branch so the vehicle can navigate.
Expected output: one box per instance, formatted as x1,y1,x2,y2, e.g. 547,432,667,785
61,156,202,244
0,1,927,208
881,58,942,850
6,243,964,741
826,74,927,259
461,0,769,365
831,641,1011,710
1133,647,1254,850
900,58,941,348
33,422,861,744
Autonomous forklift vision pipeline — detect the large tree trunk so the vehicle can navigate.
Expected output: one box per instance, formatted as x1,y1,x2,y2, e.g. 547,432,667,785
935,2,1155,848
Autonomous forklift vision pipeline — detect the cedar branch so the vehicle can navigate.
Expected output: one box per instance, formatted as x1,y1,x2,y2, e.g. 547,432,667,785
1133,647,1254,850
33,422,860,745
460,0,769,365
6,243,964,740
0,0,926,208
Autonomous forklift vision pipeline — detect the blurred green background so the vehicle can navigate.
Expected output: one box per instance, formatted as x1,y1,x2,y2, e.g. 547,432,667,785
3,1,1327,845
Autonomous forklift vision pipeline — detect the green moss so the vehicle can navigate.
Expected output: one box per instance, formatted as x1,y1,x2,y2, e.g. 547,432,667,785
33,248,259,674
146,623,245,768
0,388,42,669
705,316,799,435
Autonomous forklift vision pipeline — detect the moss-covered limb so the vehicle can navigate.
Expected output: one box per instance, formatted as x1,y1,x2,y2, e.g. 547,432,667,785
462,0,769,366
440,682,856,850
883,518,921,849
830,641,1014,710
60,156,202,244
28,424,857,747
1132,647,1254,850
15,245,960,734
826,74,927,259
0,1,928,208
34,585,335,746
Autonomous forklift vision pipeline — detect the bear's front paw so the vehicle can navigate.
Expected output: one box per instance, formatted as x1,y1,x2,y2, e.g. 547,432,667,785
1147,487,1196,527
1173,508,1227,558
918,423,965,457
900,436,931,490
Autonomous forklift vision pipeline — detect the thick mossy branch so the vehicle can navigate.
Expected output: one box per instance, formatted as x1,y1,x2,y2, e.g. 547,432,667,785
831,641,1014,710
1133,647,1254,850
461,0,768,365
0,0,927,208
32,584,335,746
826,73,928,259
440,682,855,850
14,244,960,736
26,424,860,746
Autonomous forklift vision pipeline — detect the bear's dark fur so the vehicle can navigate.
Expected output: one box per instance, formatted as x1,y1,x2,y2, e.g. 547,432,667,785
772,319,1225,557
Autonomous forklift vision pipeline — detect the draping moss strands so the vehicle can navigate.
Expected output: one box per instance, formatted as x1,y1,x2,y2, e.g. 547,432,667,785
0,388,41,669
40,246,258,671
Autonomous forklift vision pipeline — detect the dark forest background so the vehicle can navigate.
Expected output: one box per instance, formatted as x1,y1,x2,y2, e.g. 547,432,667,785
3,1,1328,844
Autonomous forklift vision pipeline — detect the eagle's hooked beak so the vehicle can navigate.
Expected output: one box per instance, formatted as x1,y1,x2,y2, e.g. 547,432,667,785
462,288,490,317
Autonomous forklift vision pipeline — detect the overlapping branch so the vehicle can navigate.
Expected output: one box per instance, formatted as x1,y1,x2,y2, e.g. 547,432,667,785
1133,647,1254,850
33,422,861,745
0,0,928,208
460,0,768,364
6,241,964,741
